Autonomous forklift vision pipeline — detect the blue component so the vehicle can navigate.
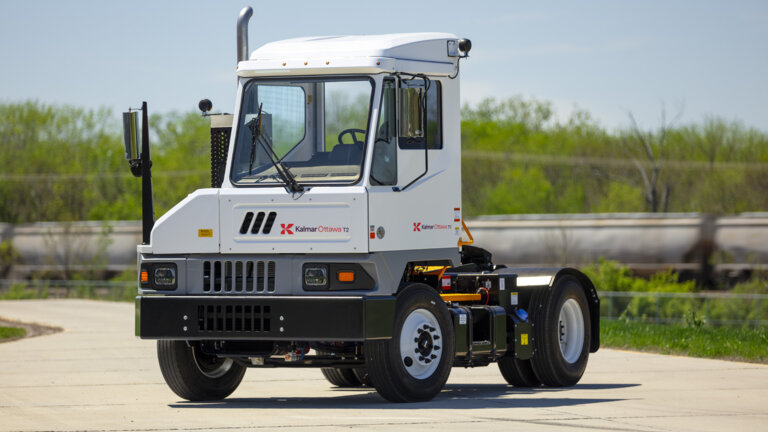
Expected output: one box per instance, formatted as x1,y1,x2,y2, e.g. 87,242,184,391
514,308,529,322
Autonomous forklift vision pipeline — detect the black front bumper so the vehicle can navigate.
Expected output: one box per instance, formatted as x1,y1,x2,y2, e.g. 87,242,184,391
136,295,395,341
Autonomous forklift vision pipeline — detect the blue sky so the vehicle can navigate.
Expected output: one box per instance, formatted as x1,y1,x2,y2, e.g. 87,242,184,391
1,0,766,131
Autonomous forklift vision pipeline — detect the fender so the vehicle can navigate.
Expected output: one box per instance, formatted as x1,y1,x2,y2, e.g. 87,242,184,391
494,267,600,353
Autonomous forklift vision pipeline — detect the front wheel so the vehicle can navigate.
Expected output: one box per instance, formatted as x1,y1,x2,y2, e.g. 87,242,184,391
157,341,246,401
365,284,455,402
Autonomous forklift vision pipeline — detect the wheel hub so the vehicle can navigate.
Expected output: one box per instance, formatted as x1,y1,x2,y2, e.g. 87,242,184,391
400,309,442,379
557,298,585,364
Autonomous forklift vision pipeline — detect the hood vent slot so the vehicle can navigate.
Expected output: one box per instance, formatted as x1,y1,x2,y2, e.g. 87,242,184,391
251,211,266,234
262,212,277,234
239,212,254,234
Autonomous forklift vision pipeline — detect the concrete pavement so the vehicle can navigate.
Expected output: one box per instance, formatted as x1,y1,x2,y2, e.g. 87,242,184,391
0,299,766,432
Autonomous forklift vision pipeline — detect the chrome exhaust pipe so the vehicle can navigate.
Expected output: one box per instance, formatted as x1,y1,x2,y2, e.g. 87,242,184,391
237,6,253,63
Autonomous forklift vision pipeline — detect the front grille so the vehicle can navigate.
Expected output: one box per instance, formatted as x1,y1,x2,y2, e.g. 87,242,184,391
197,304,271,332
203,260,276,292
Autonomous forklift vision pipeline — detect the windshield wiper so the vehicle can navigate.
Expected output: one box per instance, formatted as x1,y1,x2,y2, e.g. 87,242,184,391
246,104,303,194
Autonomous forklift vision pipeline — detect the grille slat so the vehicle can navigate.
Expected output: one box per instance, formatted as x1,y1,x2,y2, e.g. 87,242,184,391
203,260,276,294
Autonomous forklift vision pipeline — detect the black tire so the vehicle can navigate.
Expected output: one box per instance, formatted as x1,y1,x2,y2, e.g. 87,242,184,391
498,357,540,387
352,367,373,386
529,275,591,387
320,367,362,387
157,340,246,401
365,283,455,402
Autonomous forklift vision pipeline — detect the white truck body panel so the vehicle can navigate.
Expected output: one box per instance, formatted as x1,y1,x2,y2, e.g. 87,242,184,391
219,187,369,254
368,76,463,252
150,189,220,254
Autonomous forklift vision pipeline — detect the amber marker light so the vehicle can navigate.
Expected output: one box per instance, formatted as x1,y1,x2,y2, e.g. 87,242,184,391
337,271,355,283
140,271,149,283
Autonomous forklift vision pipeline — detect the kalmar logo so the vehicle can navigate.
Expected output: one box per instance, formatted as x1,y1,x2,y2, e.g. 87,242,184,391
413,223,421,232
280,224,294,235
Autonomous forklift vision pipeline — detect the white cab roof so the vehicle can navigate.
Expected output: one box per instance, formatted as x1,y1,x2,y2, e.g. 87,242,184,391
237,32,459,77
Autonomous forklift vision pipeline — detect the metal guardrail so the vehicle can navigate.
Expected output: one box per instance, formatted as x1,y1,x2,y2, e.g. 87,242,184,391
598,290,767,327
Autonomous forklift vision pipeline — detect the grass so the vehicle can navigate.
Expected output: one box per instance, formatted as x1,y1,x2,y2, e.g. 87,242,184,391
0,283,135,302
0,326,26,340
601,319,768,363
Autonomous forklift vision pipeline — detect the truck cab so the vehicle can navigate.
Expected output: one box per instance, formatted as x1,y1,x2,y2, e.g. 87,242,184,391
132,7,598,404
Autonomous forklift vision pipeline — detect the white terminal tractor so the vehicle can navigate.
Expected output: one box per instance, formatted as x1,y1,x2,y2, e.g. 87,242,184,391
126,6,600,403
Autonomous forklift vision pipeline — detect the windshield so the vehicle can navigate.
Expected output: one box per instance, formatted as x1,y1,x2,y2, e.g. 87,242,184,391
231,77,374,186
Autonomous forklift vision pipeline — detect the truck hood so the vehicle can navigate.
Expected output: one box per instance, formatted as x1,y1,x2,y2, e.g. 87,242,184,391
150,187,368,255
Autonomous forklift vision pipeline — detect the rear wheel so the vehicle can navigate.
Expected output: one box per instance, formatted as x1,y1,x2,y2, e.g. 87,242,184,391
529,275,591,387
366,284,455,402
352,368,373,386
157,341,246,401
320,367,362,387
498,357,540,387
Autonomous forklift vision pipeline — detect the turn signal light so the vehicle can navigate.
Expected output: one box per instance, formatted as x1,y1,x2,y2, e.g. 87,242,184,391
337,271,355,283
140,271,149,283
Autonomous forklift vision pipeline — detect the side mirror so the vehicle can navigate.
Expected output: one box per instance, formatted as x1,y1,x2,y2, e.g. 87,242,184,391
122,111,140,160
399,87,424,138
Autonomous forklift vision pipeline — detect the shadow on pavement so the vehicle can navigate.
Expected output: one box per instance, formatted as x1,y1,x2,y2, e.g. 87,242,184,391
170,383,634,409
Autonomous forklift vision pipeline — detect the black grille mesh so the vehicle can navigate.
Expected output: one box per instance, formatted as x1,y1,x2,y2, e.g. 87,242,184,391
211,127,231,188
197,304,271,332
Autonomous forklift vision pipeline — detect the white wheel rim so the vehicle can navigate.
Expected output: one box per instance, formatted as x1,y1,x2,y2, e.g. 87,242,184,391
399,308,442,379
192,348,233,379
558,298,585,364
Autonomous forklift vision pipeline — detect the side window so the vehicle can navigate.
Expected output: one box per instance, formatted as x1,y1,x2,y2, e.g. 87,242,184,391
398,79,442,150
370,79,397,185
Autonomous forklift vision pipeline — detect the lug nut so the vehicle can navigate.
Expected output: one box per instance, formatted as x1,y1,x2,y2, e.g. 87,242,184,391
424,358,431,364
434,345,440,350
418,356,424,361
433,335,440,340
414,337,419,343
430,354,437,359
423,324,430,330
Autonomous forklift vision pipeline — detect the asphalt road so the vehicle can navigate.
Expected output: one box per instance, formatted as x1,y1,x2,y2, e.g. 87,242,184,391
0,299,766,432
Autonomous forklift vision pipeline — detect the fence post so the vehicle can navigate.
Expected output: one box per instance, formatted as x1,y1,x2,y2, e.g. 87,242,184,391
608,295,614,320
704,297,709,324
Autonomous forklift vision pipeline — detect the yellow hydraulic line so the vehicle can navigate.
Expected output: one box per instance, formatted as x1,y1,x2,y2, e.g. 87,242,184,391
440,293,482,302
458,219,474,247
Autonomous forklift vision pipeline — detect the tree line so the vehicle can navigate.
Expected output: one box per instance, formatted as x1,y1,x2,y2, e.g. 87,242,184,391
0,99,766,224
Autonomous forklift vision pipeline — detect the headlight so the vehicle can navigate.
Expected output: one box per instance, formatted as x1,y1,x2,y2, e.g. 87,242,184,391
140,262,178,290
154,266,177,286
304,266,328,287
